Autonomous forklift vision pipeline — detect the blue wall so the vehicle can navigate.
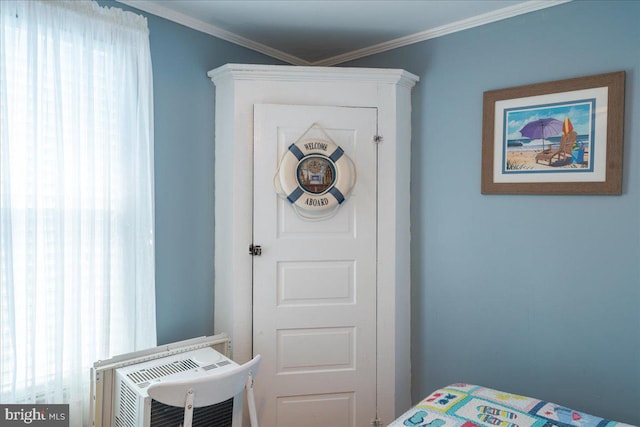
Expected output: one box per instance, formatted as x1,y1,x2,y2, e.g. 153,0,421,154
144,13,282,347
100,1,281,346
346,1,639,423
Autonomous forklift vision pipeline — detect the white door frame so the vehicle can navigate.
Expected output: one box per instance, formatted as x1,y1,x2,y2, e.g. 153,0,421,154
208,64,418,424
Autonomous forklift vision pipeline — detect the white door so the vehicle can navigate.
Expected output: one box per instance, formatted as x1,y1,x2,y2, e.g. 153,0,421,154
252,104,378,427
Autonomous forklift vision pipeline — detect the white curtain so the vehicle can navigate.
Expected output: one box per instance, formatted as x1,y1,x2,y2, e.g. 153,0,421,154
0,1,156,425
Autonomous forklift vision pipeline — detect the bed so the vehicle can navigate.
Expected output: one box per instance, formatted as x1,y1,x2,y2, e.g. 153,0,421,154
389,383,633,427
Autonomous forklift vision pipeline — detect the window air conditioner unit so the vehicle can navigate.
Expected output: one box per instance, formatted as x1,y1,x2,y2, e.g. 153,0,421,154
90,334,243,427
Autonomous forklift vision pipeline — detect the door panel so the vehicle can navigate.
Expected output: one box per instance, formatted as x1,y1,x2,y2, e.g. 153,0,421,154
277,327,355,372
277,260,355,306
253,104,377,427
276,393,355,427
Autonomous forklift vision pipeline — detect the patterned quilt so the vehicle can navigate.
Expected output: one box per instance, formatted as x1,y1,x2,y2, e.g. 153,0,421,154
389,384,634,427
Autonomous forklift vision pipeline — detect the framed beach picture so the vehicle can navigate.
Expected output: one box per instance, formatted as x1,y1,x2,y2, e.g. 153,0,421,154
481,71,625,194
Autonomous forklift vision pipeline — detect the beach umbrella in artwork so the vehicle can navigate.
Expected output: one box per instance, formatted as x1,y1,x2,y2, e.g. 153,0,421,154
563,117,574,135
519,118,563,151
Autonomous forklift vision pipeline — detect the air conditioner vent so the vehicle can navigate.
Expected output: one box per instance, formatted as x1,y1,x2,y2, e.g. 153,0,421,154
115,381,137,427
150,397,233,427
127,358,199,384
202,360,232,371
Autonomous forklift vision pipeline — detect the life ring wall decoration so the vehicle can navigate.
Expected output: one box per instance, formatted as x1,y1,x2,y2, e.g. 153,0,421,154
274,131,356,220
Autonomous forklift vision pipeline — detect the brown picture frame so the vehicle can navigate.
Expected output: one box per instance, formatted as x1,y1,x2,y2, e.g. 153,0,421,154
482,71,625,194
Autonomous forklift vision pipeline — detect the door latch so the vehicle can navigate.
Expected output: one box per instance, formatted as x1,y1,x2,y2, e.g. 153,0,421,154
249,244,262,256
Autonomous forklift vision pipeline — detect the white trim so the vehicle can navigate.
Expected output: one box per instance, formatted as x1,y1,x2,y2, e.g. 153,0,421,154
208,64,419,87
117,0,570,66
115,0,311,65
314,0,573,66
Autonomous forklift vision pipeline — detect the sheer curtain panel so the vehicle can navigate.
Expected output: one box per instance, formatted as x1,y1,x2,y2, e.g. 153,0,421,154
0,1,156,425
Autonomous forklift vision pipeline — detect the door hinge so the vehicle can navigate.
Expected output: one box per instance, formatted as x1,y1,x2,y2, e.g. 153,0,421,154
249,244,262,256
371,418,382,427
373,135,383,144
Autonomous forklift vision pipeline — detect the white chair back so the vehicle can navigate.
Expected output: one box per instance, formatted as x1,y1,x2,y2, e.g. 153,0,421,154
147,354,261,427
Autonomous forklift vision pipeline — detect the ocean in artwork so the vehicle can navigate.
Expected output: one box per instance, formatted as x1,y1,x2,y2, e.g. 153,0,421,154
507,133,590,150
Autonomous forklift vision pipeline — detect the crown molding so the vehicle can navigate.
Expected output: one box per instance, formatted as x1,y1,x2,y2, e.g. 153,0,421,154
313,0,572,66
115,0,312,66
117,0,571,67
208,63,419,88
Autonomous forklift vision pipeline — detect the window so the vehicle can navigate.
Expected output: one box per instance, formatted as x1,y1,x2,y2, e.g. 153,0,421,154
0,1,156,424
